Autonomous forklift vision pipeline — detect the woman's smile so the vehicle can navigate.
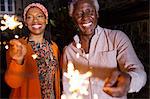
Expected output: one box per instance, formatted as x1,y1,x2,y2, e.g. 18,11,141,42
32,24,42,29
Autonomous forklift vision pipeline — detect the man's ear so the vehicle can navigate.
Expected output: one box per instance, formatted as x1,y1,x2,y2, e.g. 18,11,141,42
97,12,99,18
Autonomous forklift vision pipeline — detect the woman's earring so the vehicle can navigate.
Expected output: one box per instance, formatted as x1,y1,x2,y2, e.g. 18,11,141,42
77,28,80,32
46,20,48,24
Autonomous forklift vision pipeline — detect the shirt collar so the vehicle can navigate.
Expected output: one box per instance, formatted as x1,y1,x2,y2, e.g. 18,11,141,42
73,25,103,44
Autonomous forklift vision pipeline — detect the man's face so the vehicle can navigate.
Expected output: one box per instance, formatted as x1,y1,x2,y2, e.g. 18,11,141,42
73,0,98,36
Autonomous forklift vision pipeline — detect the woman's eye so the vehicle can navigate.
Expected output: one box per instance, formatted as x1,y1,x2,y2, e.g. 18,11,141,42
26,16,32,19
37,15,44,18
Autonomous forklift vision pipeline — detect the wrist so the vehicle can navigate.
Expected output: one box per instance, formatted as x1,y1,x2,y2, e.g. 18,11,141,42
13,58,24,65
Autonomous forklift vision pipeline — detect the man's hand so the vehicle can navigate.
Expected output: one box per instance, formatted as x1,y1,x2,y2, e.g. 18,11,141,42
9,39,27,65
103,71,131,97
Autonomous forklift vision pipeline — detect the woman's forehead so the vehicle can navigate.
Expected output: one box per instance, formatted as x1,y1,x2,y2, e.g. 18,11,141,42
27,7,44,14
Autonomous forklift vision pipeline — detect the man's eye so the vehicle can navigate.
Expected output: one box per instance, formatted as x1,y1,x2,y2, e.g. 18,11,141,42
76,13,83,18
85,9,90,13
90,9,95,14
86,9,94,15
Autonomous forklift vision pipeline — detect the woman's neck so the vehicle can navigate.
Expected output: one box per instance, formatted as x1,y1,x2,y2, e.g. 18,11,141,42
29,34,44,44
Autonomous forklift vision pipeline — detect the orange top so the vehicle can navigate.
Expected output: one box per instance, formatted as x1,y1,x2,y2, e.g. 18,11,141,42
5,38,61,99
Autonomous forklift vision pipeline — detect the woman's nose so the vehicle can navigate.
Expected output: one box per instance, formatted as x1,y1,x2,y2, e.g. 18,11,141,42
33,16,38,22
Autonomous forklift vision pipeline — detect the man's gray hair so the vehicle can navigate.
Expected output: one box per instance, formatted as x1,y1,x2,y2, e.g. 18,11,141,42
69,0,99,17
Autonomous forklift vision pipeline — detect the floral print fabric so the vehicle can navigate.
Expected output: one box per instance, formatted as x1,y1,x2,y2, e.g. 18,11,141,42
29,39,58,99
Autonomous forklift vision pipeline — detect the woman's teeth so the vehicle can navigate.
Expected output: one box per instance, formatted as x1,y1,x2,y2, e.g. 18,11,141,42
82,22,92,27
32,25,42,29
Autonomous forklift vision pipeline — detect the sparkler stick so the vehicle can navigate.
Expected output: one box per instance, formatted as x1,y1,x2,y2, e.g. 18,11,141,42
0,14,38,59
0,14,23,49
61,42,99,99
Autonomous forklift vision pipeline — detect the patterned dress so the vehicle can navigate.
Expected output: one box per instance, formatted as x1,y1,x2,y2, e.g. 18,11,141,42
29,39,58,99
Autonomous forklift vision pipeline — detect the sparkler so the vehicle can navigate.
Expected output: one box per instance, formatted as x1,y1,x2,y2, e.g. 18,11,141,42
76,43,81,58
0,14,23,31
61,42,99,99
32,54,38,59
62,61,92,99
0,14,23,49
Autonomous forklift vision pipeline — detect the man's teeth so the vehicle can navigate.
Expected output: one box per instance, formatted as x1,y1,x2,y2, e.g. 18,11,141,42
32,25,42,28
83,22,92,27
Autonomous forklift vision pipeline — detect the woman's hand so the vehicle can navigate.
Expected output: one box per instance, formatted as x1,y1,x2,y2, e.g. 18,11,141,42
9,39,27,65
103,70,131,97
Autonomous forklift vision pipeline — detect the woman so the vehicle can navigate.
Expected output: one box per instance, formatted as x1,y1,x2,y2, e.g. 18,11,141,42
62,0,146,99
5,3,60,99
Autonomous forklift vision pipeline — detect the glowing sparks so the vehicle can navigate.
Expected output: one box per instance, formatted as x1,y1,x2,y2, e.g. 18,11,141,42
61,42,98,98
93,94,98,99
61,94,67,99
76,43,81,49
5,45,9,49
32,54,38,59
62,61,92,99
0,14,23,31
76,43,81,59
76,53,80,58
14,35,19,39
3,41,6,45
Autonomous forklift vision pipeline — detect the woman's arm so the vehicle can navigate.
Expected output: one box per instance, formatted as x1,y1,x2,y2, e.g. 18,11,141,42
5,50,25,88
5,39,27,88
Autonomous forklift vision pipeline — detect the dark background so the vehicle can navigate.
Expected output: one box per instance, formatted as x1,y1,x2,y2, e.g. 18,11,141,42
0,0,149,98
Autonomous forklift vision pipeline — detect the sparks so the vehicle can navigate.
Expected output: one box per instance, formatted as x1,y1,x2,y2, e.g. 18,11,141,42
5,45,9,49
32,54,38,59
76,43,81,49
14,35,19,39
0,14,23,31
62,61,92,99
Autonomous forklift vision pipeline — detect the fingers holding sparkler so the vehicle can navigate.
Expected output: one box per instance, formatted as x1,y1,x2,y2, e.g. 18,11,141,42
9,39,27,65
1,14,23,50
103,71,131,97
